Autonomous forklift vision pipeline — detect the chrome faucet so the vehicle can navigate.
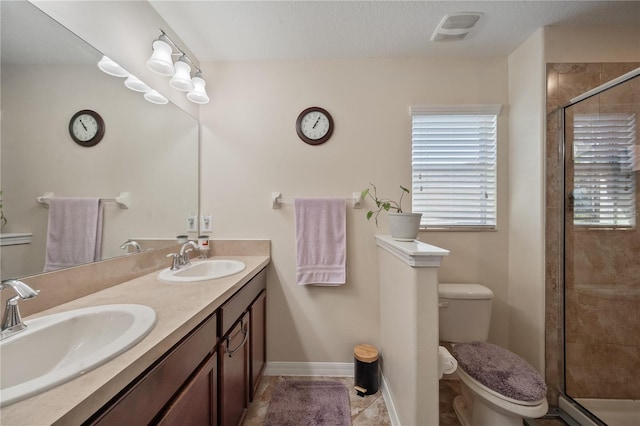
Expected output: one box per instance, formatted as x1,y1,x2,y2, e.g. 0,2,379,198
120,239,142,253
166,241,200,271
0,279,39,340
179,241,199,267
166,252,182,270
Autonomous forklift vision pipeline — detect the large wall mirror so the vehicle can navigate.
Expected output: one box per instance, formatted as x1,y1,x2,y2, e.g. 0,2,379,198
0,0,199,279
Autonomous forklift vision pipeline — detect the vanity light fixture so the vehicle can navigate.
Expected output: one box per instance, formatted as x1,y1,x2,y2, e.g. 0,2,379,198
147,29,209,104
431,12,483,42
97,55,167,105
124,75,151,93
144,90,169,105
187,72,210,104
169,56,194,92
97,56,129,78
146,33,175,76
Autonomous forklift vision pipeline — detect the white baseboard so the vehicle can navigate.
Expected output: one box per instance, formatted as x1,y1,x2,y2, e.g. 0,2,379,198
264,362,400,426
264,361,354,377
380,373,401,426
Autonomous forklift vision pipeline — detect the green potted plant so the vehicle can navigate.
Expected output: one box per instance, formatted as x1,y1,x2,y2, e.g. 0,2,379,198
361,183,422,241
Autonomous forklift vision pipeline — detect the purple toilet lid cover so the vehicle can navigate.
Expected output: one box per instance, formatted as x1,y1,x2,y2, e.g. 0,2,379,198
453,342,547,402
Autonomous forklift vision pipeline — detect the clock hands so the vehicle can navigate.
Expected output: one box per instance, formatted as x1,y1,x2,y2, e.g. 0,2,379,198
79,119,88,131
312,116,321,129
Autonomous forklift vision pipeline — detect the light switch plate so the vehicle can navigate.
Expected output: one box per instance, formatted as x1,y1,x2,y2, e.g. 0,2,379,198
201,215,213,232
187,214,198,232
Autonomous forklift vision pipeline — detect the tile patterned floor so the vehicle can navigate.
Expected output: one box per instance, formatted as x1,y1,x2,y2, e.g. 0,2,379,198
243,375,390,425
531,419,570,426
439,378,462,426
243,375,568,426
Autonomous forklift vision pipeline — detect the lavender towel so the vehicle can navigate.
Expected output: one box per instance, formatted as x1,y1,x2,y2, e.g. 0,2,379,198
44,198,103,272
294,198,346,286
453,342,547,402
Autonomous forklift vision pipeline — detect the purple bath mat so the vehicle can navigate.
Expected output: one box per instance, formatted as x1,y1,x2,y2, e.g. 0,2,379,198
264,380,352,426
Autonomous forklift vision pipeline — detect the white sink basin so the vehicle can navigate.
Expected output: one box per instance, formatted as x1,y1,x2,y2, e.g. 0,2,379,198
0,304,156,407
158,259,246,283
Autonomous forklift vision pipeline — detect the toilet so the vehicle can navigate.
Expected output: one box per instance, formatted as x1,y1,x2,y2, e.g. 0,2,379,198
439,283,548,426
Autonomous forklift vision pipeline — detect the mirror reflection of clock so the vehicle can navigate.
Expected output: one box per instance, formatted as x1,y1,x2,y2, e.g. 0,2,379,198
73,114,98,141
69,110,105,147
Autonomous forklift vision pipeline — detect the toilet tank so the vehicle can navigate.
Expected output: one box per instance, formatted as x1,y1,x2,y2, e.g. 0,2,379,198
438,283,494,343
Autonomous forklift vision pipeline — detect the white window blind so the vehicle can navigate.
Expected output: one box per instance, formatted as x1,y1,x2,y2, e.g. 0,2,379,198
572,113,637,227
411,105,500,229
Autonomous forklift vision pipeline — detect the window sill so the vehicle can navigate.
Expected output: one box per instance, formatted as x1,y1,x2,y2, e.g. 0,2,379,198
419,226,497,232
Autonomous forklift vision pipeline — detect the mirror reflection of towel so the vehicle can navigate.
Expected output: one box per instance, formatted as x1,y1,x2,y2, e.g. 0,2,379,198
294,198,346,286
44,198,103,272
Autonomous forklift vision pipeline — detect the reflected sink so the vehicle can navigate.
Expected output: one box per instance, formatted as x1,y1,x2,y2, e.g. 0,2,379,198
0,304,156,407
158,259,246,283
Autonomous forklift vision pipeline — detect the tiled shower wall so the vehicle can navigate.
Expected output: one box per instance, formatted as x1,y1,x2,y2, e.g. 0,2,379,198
545,63,640,404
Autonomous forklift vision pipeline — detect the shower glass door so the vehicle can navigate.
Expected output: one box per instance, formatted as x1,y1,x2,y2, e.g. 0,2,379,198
563,73,640,426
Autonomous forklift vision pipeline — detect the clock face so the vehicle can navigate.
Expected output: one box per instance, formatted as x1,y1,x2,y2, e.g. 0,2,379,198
296,107,333,145
69,110,105,147
72,114,98,141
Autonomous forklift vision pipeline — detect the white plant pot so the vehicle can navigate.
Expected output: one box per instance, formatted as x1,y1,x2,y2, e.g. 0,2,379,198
388,213,422,241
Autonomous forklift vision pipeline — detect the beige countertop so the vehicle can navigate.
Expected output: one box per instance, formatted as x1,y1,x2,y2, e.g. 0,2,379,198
0,255,270,426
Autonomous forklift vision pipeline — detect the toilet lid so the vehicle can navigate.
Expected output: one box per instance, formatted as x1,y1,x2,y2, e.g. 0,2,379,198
453,342,547,402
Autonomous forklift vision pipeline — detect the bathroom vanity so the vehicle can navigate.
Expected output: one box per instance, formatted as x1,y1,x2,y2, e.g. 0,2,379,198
0,251,270,426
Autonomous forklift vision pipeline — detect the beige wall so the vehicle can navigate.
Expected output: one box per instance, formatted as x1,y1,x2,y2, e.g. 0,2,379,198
506,28,546,372
199,57,510,362
545,25,640,63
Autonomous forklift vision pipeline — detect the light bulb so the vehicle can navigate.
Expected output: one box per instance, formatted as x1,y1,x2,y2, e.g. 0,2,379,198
98,56,129,77
146,37,175,76
144,90,169,105
124,75,151,92
187,72,209,104
169,57,194,92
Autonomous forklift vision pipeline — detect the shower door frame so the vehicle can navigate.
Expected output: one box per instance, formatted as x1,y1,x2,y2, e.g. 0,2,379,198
557,66,640,426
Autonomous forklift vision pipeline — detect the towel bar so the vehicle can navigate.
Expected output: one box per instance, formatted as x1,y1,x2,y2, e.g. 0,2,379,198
36,192,131,209
272,192,363,209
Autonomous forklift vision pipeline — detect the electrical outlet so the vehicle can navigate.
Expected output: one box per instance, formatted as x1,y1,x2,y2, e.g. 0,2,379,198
201,215,213,232
186,214,197,232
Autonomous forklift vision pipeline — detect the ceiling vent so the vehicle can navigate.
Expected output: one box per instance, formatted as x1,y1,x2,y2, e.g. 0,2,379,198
431,12,483,42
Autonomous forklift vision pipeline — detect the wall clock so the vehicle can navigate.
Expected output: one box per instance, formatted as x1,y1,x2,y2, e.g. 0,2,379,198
296,106,334,145
69,109,105,147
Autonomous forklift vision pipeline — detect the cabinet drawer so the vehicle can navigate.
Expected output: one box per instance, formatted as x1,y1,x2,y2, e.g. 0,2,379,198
89,314,217,425
220,268,266,335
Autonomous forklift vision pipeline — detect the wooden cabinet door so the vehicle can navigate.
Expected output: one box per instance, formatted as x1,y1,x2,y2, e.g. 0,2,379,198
249,290,266,401
157,352,217,426
88,315,217,425
220,315,249,426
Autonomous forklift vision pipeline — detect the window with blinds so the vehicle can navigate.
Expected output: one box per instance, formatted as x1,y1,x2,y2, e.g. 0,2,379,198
572,113,637,227
411,105,501,229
